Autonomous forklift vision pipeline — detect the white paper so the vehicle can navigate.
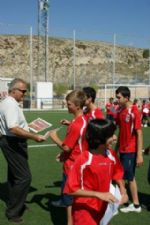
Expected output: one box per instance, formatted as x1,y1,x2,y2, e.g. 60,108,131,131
44,126,63,140
49,126,63,133
100,184,121,225
43,131,51,140
28,118,52,133
143,108,149,113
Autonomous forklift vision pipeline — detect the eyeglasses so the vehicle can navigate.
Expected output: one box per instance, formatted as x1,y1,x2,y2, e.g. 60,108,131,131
15,88,27,94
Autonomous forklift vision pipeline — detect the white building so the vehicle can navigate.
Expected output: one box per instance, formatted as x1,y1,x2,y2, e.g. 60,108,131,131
0,77,13,99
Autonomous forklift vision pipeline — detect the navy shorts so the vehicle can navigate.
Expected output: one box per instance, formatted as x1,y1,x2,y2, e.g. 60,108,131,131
61,173,73,206
120,153,136,181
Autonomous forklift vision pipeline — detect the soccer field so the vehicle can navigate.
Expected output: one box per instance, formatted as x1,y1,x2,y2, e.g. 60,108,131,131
0,110,149,225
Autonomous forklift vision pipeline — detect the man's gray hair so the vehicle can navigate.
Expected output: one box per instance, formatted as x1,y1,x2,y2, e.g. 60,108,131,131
8,78,26,92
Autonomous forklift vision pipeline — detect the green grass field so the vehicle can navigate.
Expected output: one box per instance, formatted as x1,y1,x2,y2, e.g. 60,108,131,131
0,110,149,225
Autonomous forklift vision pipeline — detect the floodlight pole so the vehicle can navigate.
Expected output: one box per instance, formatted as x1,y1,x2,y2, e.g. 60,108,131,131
112,33,116,96
29,26,33,109
73,29,76,90
149,47,150,97
38,0,49,82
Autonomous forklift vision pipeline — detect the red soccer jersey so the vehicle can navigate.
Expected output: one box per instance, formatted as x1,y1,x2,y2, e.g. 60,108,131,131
62,115,88,174
84,107,104,121
106,102,114,116
142,103,149,116
116,105,142,153
64,150,123,225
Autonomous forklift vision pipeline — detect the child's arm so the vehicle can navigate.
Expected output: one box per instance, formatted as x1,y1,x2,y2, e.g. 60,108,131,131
136,129,143,167
115,179,128,205
69,189,119,204
60,119,71,126
49,129,71,152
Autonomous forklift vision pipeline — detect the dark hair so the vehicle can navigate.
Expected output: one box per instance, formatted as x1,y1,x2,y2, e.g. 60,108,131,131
86,119,116,149
115,86,130,99
83,87,96,103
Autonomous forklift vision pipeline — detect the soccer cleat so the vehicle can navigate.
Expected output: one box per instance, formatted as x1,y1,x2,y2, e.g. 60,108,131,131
120,203,142,213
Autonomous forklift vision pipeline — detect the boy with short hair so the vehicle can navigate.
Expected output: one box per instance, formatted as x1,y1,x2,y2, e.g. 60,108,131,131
83,86,104,120
106,97,115,121
115,86,143,213
49,90,88,225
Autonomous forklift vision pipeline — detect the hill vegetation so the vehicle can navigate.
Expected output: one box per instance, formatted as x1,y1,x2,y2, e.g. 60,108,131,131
0,35,149,88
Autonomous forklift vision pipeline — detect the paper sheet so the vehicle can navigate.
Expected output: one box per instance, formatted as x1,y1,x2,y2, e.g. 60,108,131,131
28,118,52,133
100,184,121,225
43,126,63,140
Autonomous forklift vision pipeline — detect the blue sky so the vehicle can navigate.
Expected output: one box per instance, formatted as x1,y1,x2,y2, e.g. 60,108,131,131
0,0,150,48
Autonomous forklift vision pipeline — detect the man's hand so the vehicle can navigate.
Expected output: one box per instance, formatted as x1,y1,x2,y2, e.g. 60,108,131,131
34,134,46,142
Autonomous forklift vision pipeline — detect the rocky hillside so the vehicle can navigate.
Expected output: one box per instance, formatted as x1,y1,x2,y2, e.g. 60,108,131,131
0,35,149,87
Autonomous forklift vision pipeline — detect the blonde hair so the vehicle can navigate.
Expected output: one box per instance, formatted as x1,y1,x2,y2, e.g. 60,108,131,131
66,90,86,109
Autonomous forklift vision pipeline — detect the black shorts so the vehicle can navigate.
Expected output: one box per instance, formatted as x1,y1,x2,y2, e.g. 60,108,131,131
120,153,136,181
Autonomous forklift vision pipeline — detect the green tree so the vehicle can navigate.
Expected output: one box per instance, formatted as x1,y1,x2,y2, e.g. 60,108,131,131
143,49,149,59
54,84,68,97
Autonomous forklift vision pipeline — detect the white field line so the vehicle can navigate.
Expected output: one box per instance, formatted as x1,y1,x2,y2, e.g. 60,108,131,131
28,143,57,148
23,109,67,112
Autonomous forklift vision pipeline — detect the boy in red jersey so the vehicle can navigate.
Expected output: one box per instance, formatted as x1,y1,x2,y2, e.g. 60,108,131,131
105,97,115,121
64,119,128,225
83,86,104,121
49,90,88,225
115,86,143,213
141,99,149,127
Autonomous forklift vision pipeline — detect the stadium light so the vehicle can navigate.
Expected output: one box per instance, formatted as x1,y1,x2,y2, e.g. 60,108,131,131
73,29,76,90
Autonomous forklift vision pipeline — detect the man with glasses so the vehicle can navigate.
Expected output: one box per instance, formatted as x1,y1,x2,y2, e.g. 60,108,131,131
0,78,45,223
